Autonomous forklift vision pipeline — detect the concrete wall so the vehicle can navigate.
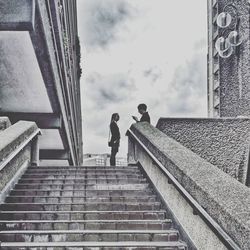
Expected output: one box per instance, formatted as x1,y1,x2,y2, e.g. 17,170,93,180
157,117,250,185
207,0,250,117
128,122,250,250
0,117,11,131
0,120,39,201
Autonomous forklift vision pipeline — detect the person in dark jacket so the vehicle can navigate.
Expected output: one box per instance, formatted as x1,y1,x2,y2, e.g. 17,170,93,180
109,113,120,166
132,103,151,124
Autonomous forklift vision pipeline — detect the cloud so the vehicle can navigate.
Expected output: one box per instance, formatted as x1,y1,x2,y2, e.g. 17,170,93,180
143,66,162,83
79,0,136,49
166,51,207,116
85,72,136,109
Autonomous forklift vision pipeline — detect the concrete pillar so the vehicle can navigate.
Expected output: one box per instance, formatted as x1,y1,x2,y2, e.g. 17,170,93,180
127,137,136,165
31,136,39,166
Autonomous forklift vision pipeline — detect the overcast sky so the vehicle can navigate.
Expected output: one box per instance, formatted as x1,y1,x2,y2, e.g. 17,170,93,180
77,0,208,157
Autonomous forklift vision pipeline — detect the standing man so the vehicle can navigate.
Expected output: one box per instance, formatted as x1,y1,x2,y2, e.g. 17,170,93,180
132,103,151,124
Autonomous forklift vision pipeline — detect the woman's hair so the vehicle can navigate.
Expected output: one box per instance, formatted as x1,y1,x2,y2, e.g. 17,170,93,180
110,113,119,124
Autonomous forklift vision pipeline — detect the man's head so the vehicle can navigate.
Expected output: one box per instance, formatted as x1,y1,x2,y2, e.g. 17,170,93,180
137,103,147,114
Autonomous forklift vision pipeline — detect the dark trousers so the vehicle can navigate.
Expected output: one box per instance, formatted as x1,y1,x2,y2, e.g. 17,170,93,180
110,146,118,166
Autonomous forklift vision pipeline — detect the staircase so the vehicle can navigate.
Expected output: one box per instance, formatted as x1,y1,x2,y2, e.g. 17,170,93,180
0,165,188,249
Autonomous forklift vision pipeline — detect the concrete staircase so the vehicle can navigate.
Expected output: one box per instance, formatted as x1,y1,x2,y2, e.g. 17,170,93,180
0,165,188,249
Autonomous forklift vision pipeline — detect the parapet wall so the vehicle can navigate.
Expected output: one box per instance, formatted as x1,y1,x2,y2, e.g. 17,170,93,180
0,120,40,201
128,122,250,250
156,118,250,185
0,117,11,131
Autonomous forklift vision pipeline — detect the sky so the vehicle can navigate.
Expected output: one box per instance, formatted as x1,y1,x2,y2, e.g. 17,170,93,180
77,0,208,157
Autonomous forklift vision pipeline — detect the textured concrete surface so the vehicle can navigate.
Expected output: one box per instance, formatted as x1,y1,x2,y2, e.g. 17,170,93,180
0,117,11,131
0,121,38,193
129,122,250,250
207,0,250,117
131,139,227,250
0,0,34,30
0,31,52,112
0,121,38,161
157,117,250,184
0,147,30,192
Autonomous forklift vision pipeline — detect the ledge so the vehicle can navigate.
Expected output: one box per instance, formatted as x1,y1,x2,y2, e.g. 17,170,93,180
129,122,250,250
0,117,11,131
0,121,38,161
156,117,250,184
0,0,35,31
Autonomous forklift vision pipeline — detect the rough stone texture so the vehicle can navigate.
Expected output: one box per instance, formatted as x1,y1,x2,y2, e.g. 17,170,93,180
0,0,34,30
207,0,250,117
130,122,250,250
0,145,30,192
0,121,38,193
0,117,11,131
0,120,38,161
156,117,250,184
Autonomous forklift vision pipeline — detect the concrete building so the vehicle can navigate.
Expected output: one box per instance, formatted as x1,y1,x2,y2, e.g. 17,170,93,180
207,0,250,117
0,0,83,165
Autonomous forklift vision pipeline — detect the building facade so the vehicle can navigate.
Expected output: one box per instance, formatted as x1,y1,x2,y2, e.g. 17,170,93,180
207,0,250,117
0,0,83,165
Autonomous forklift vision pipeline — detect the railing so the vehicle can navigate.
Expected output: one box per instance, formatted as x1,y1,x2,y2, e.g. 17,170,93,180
0,121,41,203
0,128,41,172
127,128,241,250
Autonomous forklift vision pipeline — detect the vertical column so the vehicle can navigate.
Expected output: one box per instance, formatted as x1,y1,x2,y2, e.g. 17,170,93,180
127,137,136,165
31,136,40,166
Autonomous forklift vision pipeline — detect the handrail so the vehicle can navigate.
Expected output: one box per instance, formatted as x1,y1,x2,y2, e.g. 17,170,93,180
0,128,41,172
127,128,241,250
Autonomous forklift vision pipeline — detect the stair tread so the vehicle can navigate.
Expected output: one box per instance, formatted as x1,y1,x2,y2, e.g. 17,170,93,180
0,164,187,248
4,201,160,204
7,195,156,198
0,219,171,223
0,229,178,233
0,210,166,213
1,241,187,247
19,177,144,180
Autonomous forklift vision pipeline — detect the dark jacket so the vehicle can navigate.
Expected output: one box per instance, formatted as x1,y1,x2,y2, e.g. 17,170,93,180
140,112,151,124
110,121,120,147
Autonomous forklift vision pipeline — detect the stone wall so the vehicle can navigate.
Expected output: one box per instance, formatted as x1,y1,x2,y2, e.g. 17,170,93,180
156,117,250,185
128,122,250,250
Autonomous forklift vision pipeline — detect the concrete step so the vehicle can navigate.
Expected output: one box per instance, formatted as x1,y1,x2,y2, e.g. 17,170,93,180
0,219,172,230
0,241,188,249
0,202,161,211
10,189,154,196
28,166,136,169
5,195,158,203
13,184,150,191
0,229,180,242
21,174,143,180
27,167,140,172
0,210,167,220
17,178,147,185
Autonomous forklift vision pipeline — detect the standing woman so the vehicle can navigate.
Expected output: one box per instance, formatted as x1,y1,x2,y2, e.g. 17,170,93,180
109,113,120,166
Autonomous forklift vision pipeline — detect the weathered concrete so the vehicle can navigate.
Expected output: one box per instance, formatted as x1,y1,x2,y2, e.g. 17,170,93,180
156,117,250,184
0,117,11,131
0,0,83,165
0,0,35,31
207,0,250,117
129,122,250,250
0,121,39,194
132,142,226,250
0,121,38,161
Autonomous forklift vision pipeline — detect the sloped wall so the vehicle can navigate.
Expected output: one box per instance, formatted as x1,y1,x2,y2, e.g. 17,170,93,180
156,118,250,184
